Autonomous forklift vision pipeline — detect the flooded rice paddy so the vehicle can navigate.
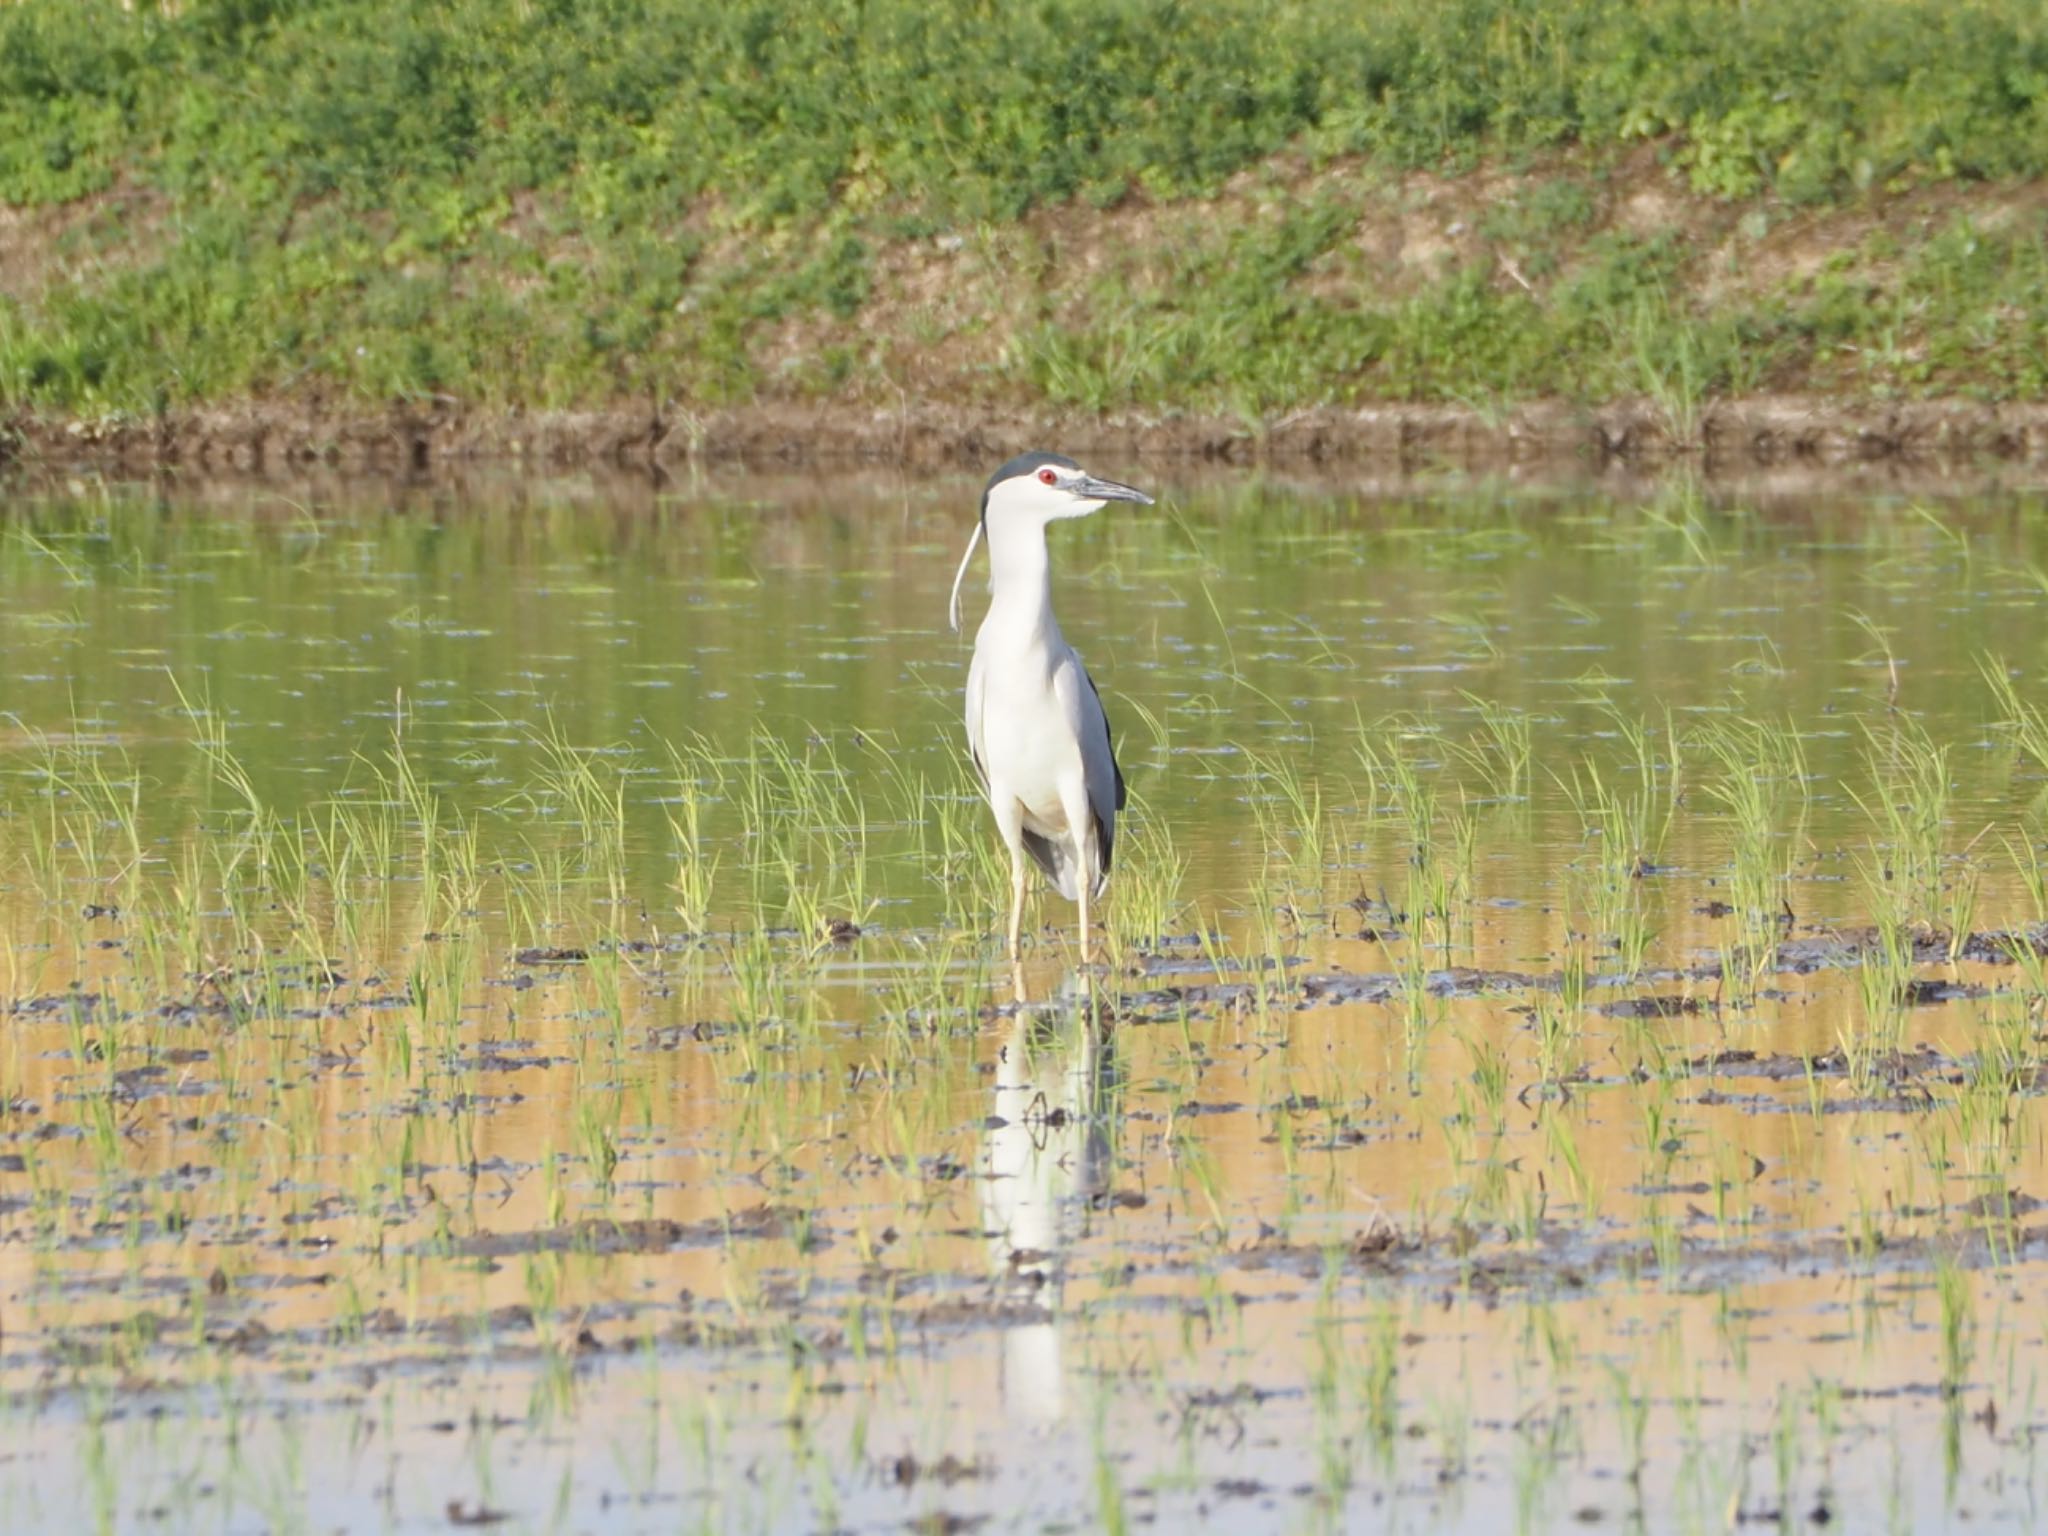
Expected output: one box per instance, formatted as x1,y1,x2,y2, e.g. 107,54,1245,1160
4,469,2048,1533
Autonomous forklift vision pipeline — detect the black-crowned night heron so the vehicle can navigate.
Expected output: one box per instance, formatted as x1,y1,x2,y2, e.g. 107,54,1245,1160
947,451,1153,966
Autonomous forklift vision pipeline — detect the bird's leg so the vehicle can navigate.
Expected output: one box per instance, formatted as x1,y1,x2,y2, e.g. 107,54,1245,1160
1007,846,1028,965
1077,872,1092,968
1007,854,1029,1004
995,800,1030,967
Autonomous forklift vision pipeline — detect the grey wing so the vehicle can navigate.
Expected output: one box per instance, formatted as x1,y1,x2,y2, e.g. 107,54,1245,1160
964,643,991,795
1053,647,1126,894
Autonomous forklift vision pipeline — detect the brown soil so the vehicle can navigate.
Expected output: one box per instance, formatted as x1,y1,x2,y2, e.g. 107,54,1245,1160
10,394,2048,478
1108,923,2048,1025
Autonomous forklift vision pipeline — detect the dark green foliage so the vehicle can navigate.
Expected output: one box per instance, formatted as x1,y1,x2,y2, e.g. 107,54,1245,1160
2,0,2047,413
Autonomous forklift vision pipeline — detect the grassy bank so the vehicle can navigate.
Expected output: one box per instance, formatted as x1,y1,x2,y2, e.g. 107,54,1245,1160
3,0,2048,425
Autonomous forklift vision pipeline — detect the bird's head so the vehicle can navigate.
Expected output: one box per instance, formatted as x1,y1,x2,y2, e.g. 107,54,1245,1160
949,452,1154,632
980,451,1154,528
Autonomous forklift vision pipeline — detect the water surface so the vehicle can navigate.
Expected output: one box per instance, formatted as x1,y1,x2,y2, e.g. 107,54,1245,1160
3,468,2047,1534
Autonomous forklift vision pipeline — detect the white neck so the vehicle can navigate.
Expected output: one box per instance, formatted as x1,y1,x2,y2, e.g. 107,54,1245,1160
979,514,1062,647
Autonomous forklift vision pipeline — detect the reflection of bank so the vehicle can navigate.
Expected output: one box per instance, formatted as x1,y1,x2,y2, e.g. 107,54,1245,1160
979,1003,1117,1425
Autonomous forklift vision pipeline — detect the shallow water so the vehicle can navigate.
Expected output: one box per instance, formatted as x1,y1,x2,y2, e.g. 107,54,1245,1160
3,469,2048,1533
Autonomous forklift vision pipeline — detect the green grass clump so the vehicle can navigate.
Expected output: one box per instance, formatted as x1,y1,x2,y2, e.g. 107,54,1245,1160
3,0,2048,415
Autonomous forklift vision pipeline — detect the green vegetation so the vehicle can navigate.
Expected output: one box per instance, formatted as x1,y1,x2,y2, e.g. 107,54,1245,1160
5,0,2048,419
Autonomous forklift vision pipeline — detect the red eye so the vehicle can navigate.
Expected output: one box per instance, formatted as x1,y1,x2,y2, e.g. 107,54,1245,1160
1037,467,1057,485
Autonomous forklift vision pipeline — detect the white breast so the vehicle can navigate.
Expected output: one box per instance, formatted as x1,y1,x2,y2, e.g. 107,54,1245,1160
974,620,1082,826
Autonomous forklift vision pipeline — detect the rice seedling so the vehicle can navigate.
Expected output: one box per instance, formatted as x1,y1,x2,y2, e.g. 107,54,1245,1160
1449,693,1534,803
1691,715,1809,1006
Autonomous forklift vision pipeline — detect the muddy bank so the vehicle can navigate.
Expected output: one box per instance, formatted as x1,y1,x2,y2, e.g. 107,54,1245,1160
11,395,2048,477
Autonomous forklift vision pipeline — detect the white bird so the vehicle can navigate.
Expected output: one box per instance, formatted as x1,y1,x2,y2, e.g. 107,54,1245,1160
948,451,1153,967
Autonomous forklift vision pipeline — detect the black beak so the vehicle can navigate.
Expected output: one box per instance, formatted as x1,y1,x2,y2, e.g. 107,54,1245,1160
1075,474,1153,505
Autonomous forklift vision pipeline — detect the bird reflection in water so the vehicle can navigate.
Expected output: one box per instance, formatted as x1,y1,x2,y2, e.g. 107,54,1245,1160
978,981,1120,1425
